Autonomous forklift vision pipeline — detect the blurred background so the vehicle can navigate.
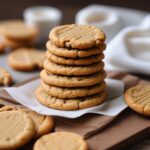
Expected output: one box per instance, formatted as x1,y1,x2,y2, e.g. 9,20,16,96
0,0,149,23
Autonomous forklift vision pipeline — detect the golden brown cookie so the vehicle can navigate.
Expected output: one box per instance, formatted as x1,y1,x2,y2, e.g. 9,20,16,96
41,80,106,98
124,84,150,116
3,37,35,49
0,105,17,112
46,41,106,58
44,59,104,76
22,109,54,138
49,24,106,49
40,69,106,87
0,106,54,138
0,67,12,86
34,132,88,150
0,110,35,149
0,20,38,41
46,51,104,66
36,86,106,110
8,48,45,71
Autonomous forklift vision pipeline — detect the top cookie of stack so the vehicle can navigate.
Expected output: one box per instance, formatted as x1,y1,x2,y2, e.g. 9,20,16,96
36,24,107,111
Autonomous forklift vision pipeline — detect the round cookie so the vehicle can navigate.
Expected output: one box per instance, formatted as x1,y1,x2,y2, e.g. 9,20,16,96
3,37,35,49
0,20,38,41
44,59,104,76
34,132,88,150
46,51,104,66
0,106,54,138
124,84,150,116
0,110,35,149
0,67,13,86
36,86,106,110
8,48,45,71
40,69,106,87
46,41,106,58
49,24,106,49
0,105,17,112
0,34,35,49
41,80,106,99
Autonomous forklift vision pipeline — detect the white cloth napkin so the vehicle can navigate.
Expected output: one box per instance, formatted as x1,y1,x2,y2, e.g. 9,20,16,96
104,15,150,75
75,5,123,42
3,78,127,118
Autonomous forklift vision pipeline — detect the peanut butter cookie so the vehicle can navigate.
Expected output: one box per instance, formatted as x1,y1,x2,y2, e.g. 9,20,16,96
49,24,106,49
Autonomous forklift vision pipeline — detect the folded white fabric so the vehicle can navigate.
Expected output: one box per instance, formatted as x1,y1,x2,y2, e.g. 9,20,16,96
75,5,122,41
104,15,150,75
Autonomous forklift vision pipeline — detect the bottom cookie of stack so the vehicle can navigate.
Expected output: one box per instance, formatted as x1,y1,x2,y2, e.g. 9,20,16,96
35,86,106,111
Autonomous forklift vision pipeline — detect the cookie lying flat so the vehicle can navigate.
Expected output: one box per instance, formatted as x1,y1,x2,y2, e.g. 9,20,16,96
46,51,104,66
22,109,54,138
8,48,45,71
34,132,88,150
41,69,106,87
0,20,38,41
0,106,54,138
3,37,35,49
0,67,12,86
0,105,21,112
41,80,106,99
124,84,150,116
36,86,106,110
49,24,106,49
44,59,104,76
46,41,106,58
0,110,35,149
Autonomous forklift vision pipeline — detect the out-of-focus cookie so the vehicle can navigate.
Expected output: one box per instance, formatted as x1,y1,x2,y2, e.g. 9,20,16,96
124,84,150,116
0,67,12,86
44,59,104,76
8,48,45,71
41,80,106,98
3,37,35,49
0,34,35,50
49,24,106,49
46,41,106,58
0,110,35,149
0,105,17,112
34,132,88,150
0,106,54,138
0,20,38,41
36,86,106,110
46,51,104,66
40,69,106,87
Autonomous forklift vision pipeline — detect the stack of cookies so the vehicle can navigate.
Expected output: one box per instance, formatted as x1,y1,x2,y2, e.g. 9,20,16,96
36,24,107,111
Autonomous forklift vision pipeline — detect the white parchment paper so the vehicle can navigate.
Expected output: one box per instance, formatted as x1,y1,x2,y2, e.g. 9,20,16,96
3,78,127,118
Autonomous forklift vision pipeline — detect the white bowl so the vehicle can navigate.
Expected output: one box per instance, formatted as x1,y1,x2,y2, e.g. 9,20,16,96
23,6,62,43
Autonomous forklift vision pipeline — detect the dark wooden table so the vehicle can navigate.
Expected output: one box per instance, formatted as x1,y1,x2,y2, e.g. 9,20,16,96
0,0,150,23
